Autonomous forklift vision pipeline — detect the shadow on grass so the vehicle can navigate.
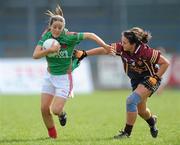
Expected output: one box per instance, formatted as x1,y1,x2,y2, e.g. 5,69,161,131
57,136,113,142
0,137,50,144
0,136,113,144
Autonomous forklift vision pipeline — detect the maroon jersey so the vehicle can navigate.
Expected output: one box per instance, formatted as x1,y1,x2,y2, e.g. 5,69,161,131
112,42,161,79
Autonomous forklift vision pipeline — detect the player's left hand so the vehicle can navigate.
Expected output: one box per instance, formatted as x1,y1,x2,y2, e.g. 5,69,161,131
73,49,87,64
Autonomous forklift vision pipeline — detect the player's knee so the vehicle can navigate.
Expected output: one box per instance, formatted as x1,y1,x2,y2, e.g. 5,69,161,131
138,108,151,118
51,105,63,116
138,110,146,117
126,92,141,112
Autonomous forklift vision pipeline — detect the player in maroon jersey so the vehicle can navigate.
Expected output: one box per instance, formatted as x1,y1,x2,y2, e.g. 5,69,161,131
75,27,170,139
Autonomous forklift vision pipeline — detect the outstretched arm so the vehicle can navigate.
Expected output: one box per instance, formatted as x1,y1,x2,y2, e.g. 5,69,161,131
74,41,116,62
74,46,115,65
73,37,117,64
83,33,111,50
86,47,109,56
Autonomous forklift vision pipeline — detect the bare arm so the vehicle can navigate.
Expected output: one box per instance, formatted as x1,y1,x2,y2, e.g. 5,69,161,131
83,33,111,49
33,44,60,59
74,39,115,61
156,55,170,77
75,44,115,61
33,45,50,59
86,47,109,56
86,42,116,56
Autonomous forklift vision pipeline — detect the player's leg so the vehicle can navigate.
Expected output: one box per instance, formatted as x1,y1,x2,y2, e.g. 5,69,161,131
137,85,158,138
51,73,73,127
41,72,57,138
51,97,67,126
114,84,153,139
41,93,57,138
138,102,158,138
137,98,151,120
114,89,142,139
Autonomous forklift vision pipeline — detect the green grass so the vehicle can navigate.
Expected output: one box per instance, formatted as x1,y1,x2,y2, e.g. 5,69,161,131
0,89,180,145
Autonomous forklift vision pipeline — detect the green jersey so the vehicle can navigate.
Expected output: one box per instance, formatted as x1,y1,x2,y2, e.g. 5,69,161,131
38,30,84,75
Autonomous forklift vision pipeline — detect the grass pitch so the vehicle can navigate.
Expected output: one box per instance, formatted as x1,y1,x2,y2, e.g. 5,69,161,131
0,89,180,145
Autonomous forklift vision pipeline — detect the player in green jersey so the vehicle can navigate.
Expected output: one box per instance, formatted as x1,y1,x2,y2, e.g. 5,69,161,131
33,5,111,139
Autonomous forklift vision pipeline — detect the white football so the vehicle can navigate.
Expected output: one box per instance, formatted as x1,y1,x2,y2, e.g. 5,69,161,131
43,38,59,57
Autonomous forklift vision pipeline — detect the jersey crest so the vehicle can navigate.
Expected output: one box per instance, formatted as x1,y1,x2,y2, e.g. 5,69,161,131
60,43,67,49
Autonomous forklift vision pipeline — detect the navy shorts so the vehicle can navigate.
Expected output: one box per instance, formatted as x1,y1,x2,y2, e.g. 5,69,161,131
131,77,146,91
130,77,161,96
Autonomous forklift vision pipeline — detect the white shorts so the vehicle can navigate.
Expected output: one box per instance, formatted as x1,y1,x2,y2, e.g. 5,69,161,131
41,71,73,99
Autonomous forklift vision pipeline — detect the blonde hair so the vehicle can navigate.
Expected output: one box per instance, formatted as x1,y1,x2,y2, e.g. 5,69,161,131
129,27,152,43
45,5,65,30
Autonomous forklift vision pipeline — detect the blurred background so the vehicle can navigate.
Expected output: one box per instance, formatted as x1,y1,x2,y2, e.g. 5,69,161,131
0,0,180,94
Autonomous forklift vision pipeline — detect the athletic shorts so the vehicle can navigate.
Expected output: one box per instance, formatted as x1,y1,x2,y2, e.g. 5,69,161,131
131,77,160,97
131,77,146,91
41,71,73,99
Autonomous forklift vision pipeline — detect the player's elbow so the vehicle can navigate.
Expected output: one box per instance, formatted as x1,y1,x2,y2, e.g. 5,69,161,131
32,55,38,59
165,59,170,68
32,53,40,59
33,45,43,59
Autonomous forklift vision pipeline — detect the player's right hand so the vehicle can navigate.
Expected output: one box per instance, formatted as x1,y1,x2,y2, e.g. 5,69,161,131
104,44,112,50
148,75,161,85
49,43,61,53
104,44,116,56
145,75,161,88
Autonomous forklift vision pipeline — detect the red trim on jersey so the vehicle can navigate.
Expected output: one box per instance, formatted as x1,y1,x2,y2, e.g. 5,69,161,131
61,44,67,49
41,28,49,38
66,32,78,35
67,73,73,97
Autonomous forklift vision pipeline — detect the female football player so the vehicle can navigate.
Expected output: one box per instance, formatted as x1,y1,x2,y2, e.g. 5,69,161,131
33,5,111,139
75,27,170,139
